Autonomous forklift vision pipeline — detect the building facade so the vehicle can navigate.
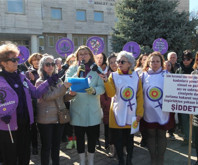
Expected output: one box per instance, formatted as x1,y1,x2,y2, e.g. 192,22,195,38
0,0,189,58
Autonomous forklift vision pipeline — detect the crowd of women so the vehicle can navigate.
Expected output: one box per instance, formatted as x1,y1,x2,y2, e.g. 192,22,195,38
0,41,198,165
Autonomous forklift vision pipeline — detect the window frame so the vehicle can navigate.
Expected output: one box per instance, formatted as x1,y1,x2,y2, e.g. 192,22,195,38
76,10,86,22
94,11,104,22
51,7,62,20
48,36,55,48
7,0,25,14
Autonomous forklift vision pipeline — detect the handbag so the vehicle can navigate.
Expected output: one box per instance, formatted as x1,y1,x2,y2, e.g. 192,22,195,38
50,86,70,124
57,108,70,124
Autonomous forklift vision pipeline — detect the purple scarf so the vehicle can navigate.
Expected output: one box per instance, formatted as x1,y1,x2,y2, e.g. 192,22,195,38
1,70,29,124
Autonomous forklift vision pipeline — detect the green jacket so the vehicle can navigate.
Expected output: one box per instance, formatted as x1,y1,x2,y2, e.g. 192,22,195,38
66,65,105,126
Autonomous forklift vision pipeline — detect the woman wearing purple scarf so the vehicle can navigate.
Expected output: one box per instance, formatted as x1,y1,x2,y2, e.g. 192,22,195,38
0,42,58,165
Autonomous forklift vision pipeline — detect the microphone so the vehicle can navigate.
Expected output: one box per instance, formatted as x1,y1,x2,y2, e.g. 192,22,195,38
91,63,103,75
58,64,69,78
79,60,85,78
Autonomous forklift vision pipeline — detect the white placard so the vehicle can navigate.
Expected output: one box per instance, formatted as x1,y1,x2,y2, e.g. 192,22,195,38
130,117,139,134
162,74,198,115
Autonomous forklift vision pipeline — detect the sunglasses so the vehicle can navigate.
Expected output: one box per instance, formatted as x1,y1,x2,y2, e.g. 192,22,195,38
45,62,55,67
116,60,127,64
5,58,20,63
182,58,191,61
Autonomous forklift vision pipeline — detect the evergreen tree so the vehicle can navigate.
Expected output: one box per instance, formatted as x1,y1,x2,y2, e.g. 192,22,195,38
111,0,198,58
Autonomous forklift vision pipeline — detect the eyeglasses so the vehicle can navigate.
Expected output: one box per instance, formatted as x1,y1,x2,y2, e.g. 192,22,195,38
116,60,127,64
5,58,20,63
45,62,55,67
183,58,191,61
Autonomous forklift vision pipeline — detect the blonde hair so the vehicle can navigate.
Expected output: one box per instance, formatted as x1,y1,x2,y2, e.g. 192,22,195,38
65,54,76,65
193,52,198,70
28,53,43,65
74,45,95,63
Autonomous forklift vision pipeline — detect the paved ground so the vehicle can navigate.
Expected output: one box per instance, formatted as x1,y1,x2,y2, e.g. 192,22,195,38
30,124,197,165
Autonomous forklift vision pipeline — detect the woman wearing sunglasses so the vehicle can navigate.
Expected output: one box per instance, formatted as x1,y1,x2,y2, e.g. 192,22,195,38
141,51,170,165
66,45,104,165
175,50,194,145
35,54,75,165
0,42,59,165
99,51,144,165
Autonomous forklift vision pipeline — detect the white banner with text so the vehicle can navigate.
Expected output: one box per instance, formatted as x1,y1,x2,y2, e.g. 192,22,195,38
162,74,198,115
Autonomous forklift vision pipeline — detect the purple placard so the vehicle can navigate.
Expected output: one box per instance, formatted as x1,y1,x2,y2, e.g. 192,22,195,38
56,38,74,57
86,36,104,55
152,38,168,55
123,41,141,58
0,87,18,117
18,46,30,64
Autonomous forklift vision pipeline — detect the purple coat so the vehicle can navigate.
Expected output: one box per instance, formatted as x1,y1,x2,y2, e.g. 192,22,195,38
0,74,49,131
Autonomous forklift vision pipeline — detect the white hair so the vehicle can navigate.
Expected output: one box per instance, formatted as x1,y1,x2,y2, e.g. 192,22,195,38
117,51,135,70
167,52,177,60
38,54,57,79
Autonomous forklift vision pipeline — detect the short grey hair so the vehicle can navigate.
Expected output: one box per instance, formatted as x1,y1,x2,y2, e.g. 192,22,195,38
117,51,136,70
55,57,62,64
167,52,177,60
38,54,57,79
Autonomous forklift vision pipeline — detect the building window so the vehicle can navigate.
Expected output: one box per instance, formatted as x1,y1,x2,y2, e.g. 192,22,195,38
94,11,104,22
82,37,87,45
38,36,45,51
7,0,24,13
76,10,86,21
51,8,62,20
48,36,54,47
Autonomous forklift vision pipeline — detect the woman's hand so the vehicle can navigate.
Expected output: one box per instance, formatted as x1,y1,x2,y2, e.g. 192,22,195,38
28,72,35,81
85,87,96,95
136,115,142,122
64,82,72,89
99,74,108,82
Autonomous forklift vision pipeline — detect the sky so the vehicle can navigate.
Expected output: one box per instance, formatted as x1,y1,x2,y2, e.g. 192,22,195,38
189,0,198,12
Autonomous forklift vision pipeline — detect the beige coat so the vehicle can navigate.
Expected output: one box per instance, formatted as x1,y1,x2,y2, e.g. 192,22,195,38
35,79,74,124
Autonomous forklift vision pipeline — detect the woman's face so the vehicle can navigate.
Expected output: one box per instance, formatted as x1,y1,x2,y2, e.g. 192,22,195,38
164,61,171,72
55,60,62,71
32,58,41,69
1,53,19,73
68,57,76,66
149,56,161,72
95,53,103,67
141,56,148,67
109,57,117,72
117,56,131,72
196,56,198,65
182,56,192,67
77,49,91,64
43,58,55,76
